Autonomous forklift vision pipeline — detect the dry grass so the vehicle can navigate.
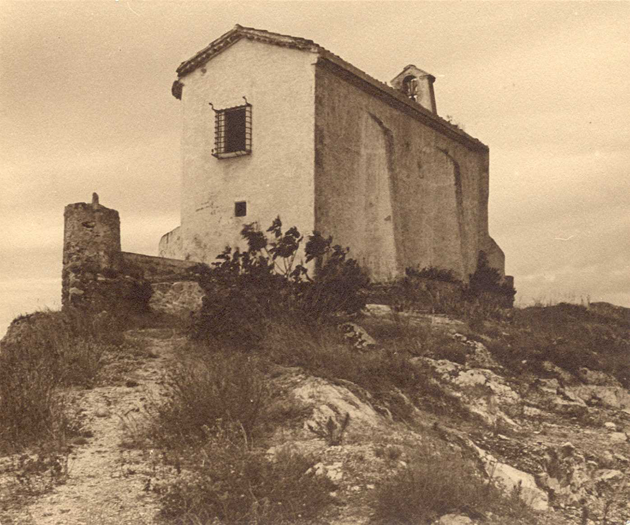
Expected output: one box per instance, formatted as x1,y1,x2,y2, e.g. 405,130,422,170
156,429,336,525
372,443,537,524
0,308,142,518
0,309,120,453
140,347,269,450
135,343,337,524
260,318,468,421
486,302,630,385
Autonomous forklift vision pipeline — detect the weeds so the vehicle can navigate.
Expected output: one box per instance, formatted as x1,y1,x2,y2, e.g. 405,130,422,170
142,349,269,449
406,266,460,284
261,319,420,414
11,448,70,497
370,250,516,326
466,251,516,307
262,318,465,421
372,445,496,524
0,309,123,453
307,413,351,446
372,443,536,524
374,445,403,462
155,426,336,525
486,302,630,385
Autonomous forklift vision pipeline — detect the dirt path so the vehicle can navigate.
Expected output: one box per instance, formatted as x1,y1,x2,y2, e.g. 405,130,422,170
11,328,183,525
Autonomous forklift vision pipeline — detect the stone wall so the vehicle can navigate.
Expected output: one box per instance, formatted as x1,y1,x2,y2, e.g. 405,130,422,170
148,281,204,317
121,252,199,282
62,195,205,317
158,226,183,259
314,60,497,282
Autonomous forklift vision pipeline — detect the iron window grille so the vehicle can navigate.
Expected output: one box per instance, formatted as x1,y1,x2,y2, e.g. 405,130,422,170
211,100,252,158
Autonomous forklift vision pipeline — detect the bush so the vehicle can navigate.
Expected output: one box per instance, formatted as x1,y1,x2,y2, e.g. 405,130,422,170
0,309,116,453
466,251,516,308
144,350,269,449
191,218,369,348
487,303,630,385
373,446,509,524
406,266,460,284
158,430,336,525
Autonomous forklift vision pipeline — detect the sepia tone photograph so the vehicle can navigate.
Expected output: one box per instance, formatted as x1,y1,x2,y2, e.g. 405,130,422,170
1,1,629,524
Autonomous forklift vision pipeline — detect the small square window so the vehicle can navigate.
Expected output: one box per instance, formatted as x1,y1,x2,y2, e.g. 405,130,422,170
213,103,252,158
235,201,247,217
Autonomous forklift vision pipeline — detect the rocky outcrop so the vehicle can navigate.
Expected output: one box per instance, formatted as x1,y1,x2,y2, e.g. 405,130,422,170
291,376,386,439
148,281,204,317
416,357,519,427
339,322,377,350
473,443,549,511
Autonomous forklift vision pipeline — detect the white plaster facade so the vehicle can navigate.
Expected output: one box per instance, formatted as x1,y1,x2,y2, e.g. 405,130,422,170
160,25,507,282
171,36,316,264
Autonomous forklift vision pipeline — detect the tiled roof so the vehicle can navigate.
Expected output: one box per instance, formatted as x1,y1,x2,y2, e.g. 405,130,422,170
176,25,319,77
176,25,487,151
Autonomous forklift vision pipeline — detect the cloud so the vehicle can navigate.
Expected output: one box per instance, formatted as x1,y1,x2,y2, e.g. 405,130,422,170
1,1,629,328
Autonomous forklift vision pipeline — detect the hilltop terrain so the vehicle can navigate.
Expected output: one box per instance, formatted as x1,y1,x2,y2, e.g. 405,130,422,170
1,298,629,525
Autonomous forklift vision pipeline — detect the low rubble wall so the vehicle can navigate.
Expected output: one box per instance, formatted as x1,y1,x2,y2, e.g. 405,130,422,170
62,195,204,317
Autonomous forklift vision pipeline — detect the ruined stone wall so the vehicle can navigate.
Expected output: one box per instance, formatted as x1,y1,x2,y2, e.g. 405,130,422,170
62,194,123,308
62,196,204,317
314,60,500,282
148,281,204,317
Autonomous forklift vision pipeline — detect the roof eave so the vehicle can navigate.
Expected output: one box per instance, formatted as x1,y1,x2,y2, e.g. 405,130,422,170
175,25,488,151
176,26,242,78
317,53,488,152
176,24,320,79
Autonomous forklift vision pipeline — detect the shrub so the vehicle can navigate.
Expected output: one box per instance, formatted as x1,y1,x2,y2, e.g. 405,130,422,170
406,266,460,284
466,251,516,308
191,218,369,347
372,253,515,321
143,349,269,449
0,309,115,453
157,428,336,525
373,446,506,524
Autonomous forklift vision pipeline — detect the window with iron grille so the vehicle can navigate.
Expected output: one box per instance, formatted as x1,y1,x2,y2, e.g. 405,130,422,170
212,103,252,158
234,201,247,217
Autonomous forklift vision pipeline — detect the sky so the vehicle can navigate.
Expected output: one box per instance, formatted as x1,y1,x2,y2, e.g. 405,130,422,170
1,1,629,336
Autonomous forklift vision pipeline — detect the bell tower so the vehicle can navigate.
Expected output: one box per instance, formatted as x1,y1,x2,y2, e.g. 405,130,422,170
391,64,437,115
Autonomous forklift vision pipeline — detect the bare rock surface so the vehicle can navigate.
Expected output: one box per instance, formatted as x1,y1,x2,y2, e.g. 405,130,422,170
292,375,386,437
435,514,474,525
3,306,630,525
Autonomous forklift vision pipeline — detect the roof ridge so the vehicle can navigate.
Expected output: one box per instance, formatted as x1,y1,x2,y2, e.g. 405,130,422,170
175,25,487,150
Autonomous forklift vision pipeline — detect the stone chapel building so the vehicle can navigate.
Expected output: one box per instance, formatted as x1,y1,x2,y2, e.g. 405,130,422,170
159,25,506,282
